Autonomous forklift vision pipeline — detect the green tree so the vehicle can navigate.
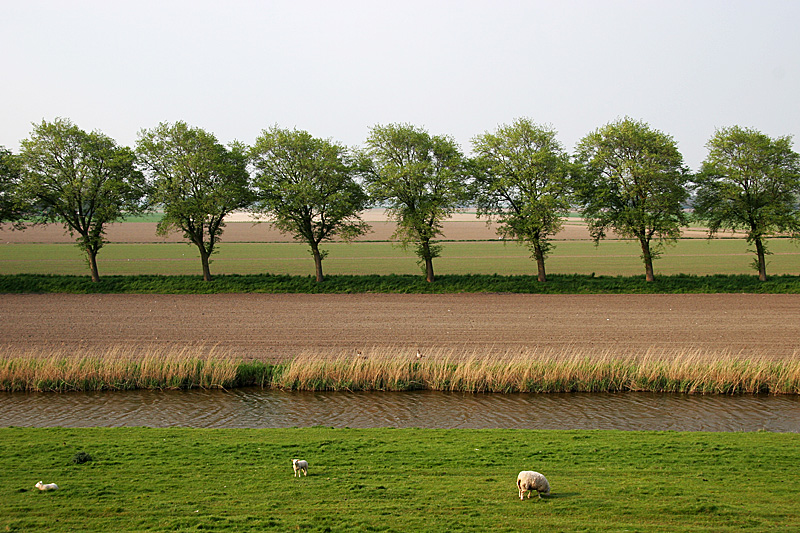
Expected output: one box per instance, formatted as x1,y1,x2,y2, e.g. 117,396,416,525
0,147,26,227
693,126,800,281
19,119,146,282
136,121,252,281
472,118,572,282
250,127,370,282
573,118,689,282
363,123,470,283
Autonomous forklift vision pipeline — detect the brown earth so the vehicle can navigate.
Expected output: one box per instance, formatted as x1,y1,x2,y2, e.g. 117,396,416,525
1,293,797,361
0,216,730,244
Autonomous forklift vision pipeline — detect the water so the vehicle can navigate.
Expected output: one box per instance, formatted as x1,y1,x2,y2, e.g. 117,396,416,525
2,389,799,432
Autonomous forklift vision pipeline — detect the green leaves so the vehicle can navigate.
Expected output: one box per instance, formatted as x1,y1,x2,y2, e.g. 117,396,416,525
136,121,252,280
250,127,370,281
574,118,689,281
692,126,800,280
364,123,470,281
472,118,572,281
18,118,146,281
0,146,25,226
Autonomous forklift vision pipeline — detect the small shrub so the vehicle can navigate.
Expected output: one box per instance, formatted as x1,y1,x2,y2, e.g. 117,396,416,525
71,451,93,464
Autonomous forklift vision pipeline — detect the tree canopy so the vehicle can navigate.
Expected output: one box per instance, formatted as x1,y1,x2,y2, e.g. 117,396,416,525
250,127,370,282
573,118,689,282
136,121,252,281
693,126,800,281
0,147,26,227
472,118,572,282
363,123,470,282
18,119,146,281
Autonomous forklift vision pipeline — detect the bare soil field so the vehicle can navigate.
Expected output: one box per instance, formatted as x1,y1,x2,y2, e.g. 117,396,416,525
1,293,796,361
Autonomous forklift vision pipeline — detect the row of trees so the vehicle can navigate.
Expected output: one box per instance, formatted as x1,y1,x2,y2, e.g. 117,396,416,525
2,117,799,283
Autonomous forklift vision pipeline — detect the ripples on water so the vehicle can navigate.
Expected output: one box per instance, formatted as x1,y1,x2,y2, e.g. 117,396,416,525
2,389,800,432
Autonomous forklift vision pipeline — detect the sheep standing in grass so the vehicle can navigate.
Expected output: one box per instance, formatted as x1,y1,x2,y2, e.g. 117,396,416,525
35,481,59,491
292,459,308,477
516,471,550,500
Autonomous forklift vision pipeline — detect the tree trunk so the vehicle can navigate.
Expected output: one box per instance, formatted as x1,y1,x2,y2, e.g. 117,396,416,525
533,241,547,282
421,240,435,283
311,243,324,282
198,246,212,281
639,237,655,282
754,237,768,281
425,257,435,283
87,248,100,283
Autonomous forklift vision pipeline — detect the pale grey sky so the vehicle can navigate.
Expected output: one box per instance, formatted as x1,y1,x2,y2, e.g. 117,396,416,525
2,0,799,170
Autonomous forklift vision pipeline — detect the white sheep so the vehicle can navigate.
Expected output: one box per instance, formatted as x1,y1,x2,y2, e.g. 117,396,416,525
35,481,59,491
516,471,550,500
292,459,308,477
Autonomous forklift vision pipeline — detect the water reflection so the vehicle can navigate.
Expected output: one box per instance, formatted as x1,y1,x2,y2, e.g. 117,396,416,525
2,389,799,432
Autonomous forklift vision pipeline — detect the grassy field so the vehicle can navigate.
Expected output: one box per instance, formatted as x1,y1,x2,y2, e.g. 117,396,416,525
2,239,799,278
2,426,798,532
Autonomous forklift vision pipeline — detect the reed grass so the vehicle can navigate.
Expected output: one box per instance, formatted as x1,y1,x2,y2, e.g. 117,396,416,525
0,344,240,392
2,344,800,394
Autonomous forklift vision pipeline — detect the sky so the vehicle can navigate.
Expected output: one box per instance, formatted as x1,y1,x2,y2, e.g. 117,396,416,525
2,0,799,171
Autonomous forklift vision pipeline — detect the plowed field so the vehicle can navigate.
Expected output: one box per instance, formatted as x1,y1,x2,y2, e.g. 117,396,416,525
0,212,728,243
2,293,797,361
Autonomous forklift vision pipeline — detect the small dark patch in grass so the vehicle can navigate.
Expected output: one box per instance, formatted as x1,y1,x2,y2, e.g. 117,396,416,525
71,451,93,464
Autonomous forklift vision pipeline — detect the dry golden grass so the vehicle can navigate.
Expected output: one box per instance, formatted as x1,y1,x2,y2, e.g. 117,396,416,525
271,346,800,394
2,344,799,394
0,344,238,392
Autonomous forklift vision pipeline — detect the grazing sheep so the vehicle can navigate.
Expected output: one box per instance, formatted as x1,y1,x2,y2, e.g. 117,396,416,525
35,481,59,491
292,459,308,477
516,471,550,500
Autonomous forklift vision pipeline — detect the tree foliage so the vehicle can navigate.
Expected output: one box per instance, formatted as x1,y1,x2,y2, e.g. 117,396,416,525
136,121,252,281
693,126,800,281
364,123,470,282
18,118,146,281
573,118,689,282
0,147,26,227
250,127,370,282
472,118,572,282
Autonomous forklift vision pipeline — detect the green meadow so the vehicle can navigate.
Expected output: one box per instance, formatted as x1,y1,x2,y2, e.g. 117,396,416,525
2,427,798,532
1,238,799,277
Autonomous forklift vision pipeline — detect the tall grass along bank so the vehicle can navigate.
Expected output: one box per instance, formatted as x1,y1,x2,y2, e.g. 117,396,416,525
2,346,799,394
2,427,799,531
2,273,800,294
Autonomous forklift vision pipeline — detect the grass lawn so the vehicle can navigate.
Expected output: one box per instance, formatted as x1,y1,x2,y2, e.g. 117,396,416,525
1,427,798,532
1,238,799,277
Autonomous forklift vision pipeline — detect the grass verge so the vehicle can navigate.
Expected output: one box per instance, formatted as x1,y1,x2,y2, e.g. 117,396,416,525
3,346,799,394
2,273,800,294
2,239,799,277
1,427,798,532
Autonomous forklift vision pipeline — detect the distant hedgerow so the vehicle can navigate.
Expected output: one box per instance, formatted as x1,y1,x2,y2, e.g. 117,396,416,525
0,273,799,294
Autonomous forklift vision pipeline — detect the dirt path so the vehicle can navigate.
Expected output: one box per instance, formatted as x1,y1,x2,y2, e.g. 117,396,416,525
1,293,797,361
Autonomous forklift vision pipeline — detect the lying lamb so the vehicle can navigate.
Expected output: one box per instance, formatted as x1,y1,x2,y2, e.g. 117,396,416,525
516,471,550,500
35,481,59,491
292,459,308,477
